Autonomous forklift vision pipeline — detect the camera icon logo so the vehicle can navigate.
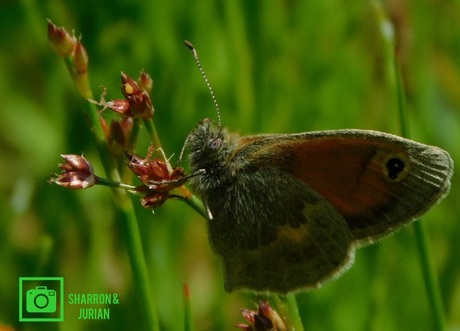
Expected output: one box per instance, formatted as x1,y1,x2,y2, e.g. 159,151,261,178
19,277,64,322
26,286,57,313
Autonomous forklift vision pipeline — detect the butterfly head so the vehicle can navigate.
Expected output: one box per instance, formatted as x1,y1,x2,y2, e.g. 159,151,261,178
187,118,231,171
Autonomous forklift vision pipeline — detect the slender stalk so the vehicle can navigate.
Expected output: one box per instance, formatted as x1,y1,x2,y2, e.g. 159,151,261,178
374,3,446,329
172,194,208,221
413,222,446,331
84,101,161,331
183,284,194,331
393,56,446,331
144,119,162,149
273,294,304,331
84,101,122,182
118,195,160,331
95,176,137,190
47,22,161,330
129,118,143,151
84,102,160,331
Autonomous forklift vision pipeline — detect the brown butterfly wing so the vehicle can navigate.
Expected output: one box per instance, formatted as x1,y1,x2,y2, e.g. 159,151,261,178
205,161,354,293
243,129,453,244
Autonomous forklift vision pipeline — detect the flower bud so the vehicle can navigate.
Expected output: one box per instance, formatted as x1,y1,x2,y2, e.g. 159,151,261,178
126,150,188,209
138,71,153,94
140,191,170,209
47,20,76,57
72,41,92,98
74,42,89,75
49,154,96,189
120,72,154,119
236,301,286,331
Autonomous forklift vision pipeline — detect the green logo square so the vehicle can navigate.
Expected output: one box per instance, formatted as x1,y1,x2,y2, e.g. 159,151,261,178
19,277,64,322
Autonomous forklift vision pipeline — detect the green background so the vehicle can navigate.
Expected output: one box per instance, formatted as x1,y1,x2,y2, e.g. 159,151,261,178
1,1,459,330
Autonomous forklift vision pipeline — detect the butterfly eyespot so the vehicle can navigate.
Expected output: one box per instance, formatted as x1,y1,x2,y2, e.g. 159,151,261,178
207,137,222,150
386,157,406,180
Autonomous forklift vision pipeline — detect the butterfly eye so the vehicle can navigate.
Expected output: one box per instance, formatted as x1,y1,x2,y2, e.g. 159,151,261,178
207,137,222,150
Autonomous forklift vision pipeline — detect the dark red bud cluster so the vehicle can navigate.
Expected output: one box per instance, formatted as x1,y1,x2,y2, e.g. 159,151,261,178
127,151,187,209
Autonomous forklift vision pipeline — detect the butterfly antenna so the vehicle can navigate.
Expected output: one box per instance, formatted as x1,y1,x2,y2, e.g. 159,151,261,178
184,40,222,128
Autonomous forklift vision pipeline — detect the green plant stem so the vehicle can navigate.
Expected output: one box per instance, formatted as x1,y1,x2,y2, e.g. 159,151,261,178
61,61,160,330
86,99,160,331
393,56,446,331
173,194,208,221
118,194,160,331
413,222,446,331
64,57,93,100
183,284,194,331
129,118,143,151
82,99,123,183
273,293,304,331
374,2,446,329
95,176,137,190
144,118,162,149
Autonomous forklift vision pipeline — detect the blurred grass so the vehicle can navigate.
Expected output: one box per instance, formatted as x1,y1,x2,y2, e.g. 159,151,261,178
1,0,459,330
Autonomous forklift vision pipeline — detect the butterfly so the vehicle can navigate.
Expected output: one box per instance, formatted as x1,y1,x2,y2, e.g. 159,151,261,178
183,41,453,293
